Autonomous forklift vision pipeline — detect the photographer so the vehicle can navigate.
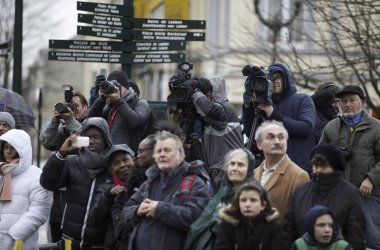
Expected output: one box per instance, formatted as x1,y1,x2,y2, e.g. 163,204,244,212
190,75,244,191
40,88,88,151
87,70,150,152
242,63,316,173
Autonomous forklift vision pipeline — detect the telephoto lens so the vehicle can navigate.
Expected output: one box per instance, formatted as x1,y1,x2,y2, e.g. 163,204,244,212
100,81,118,94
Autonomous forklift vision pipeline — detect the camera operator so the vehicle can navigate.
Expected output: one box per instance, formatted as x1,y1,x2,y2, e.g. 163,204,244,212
40,88,88,152
190,75,244,192
87,70,150,153
242,63,316,173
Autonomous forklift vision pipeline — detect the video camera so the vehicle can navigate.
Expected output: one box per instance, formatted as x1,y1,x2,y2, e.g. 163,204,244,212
55,85,76,113
168,61,194,103
242,65,273,105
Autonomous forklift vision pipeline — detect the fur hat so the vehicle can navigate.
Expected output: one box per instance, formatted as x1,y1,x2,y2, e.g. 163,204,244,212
310,143,346,171
0,112,15,129
107,70,129,88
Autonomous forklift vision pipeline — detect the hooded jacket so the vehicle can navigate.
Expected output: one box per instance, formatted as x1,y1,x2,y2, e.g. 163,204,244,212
192,76,244,189
242,63,316,172
87,88,150,152
40,117,113,248
184,149,255,250
290,205,352,250
0,129,52,250
214,207,283,250
283,173,366,250
121,160,210,250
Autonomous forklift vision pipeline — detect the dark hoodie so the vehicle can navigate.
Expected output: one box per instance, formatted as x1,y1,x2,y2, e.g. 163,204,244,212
291,205,352,250
184,149,255,250
40,117,113,249
242,62,316,172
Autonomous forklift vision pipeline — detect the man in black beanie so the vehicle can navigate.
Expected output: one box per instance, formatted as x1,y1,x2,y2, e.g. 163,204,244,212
88,70,150,152
283,143,366,250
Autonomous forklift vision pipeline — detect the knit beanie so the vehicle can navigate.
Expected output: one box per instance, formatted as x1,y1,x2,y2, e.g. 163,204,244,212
310,143,346,171
0,112,15,129
107,70,129,88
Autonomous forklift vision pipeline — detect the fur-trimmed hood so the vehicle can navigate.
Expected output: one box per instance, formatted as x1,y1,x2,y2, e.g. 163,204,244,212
218,205,279,226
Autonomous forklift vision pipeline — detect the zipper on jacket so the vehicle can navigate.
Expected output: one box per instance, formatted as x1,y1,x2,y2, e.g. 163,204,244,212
80,179,96,249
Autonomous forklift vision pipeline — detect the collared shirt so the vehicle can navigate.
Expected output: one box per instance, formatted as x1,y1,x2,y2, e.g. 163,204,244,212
260,156,285,186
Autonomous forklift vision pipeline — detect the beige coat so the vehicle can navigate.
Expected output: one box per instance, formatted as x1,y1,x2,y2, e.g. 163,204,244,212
254,155,309,222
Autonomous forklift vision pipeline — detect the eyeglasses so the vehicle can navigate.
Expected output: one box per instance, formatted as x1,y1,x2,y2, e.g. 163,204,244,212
137,147,153,154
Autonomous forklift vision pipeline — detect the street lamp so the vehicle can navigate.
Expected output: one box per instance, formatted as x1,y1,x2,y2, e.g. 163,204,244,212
254,0,302,63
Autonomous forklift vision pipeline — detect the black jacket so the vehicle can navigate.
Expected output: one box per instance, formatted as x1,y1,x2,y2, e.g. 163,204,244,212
214,208,283,250
283,173,366,250
40,117,113,249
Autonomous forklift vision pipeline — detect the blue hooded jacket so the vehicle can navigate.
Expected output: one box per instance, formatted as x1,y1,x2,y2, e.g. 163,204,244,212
242,63,316,172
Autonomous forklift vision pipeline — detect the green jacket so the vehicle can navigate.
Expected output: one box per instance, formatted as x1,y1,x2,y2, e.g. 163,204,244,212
319,111,380,196
294,238,350,250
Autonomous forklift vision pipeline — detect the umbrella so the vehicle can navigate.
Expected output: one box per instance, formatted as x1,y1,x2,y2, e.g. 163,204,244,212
0,87,35,129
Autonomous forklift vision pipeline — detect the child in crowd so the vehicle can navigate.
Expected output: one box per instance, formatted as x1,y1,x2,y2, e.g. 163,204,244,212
214,182,283,250
291,205,352,250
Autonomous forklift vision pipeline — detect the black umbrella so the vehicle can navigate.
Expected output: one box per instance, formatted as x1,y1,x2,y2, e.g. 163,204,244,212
0,87,35,129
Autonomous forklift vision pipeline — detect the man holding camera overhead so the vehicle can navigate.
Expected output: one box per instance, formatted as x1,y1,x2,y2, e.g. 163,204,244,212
87,70,150,152
242,63,316,173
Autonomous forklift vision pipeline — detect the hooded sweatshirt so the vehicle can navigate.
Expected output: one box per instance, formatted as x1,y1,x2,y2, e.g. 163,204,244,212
0,129,52,250
40,117,113,248
242,63,316,172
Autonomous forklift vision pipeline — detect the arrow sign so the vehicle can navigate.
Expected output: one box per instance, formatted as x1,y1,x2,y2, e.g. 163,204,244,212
133,18,206,29
49,39,186,52
49,51,185,64
78,14,131,28
77,1,133,17
77,25,131,40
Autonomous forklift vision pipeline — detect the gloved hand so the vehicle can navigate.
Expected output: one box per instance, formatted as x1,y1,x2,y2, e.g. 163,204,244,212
187,78,199,92
95,74,106,92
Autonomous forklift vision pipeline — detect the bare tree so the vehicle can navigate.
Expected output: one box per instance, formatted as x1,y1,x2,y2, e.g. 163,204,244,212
283,0,380,114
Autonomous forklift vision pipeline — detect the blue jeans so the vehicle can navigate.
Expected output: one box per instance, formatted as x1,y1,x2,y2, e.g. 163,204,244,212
361,196,380,250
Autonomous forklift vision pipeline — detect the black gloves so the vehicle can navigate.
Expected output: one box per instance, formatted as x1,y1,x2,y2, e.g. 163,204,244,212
95,74,106,92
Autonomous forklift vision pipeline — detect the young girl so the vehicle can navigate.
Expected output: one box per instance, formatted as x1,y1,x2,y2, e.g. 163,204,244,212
214,182,283,250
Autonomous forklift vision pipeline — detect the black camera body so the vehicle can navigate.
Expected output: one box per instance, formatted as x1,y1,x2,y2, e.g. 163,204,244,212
242,65,273,105
55,85,76,113
100,80,120,94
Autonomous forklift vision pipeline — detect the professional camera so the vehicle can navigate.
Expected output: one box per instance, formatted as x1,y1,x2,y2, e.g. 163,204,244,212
55,85,76,113
242,65,273,105
168,61,194,103
100,80,120,94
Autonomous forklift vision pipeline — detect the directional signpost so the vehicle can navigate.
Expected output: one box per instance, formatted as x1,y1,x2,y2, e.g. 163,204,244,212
49,0,206,71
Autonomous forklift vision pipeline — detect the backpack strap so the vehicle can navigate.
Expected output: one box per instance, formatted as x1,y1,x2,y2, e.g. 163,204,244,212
180,173,197,203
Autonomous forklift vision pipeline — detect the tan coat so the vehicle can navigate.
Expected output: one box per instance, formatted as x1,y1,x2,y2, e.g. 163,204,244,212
254,155,309,222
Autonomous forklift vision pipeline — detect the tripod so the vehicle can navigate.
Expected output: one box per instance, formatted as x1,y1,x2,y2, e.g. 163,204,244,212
246,107,266,167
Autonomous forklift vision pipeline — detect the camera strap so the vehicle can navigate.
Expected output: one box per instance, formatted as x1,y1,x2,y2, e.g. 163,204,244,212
108,107,118,128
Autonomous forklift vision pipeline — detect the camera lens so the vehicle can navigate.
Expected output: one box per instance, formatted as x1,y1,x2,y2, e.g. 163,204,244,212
55,103,68,113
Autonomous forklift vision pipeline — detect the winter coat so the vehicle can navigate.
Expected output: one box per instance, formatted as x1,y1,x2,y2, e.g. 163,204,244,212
39,116,82,151
283,173,366,250
87,89,150,152
242,63,316,172
319,111,380,196
40,117,113,249
214,208,283,250
0,129,53,250
192,76,244,190
254,154,309,222
184,149,255,250
121,160,210,250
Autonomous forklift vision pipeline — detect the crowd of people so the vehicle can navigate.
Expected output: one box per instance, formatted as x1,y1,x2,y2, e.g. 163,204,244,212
0,62,379,250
